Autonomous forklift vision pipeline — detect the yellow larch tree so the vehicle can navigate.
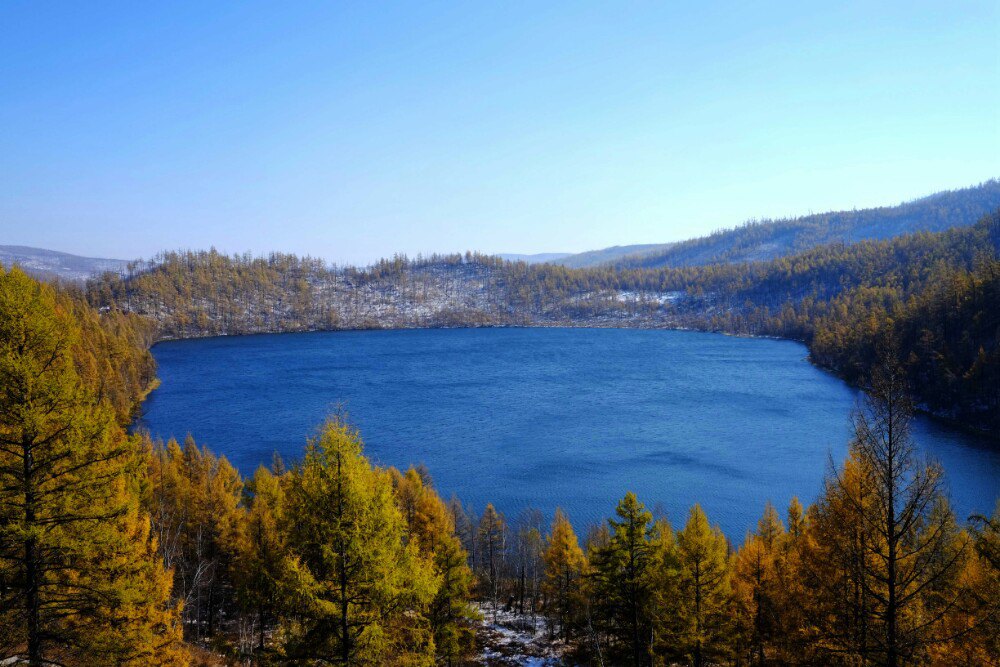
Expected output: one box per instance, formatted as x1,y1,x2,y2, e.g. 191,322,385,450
0,266,184,666
391,466,477,666
541,508,587,643
675,504,732,667
282,419,438,665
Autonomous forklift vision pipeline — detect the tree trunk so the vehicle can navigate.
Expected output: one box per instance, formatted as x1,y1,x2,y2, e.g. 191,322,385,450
24,435,42,666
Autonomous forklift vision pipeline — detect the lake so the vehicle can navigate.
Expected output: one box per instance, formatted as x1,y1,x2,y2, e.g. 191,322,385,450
139,328,999,538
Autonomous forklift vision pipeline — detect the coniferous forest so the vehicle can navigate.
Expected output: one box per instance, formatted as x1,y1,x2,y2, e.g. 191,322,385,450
84,208,1000,435
2,259,999,664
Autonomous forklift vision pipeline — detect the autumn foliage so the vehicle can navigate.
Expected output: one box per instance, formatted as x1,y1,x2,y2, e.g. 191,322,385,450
2,265,997,665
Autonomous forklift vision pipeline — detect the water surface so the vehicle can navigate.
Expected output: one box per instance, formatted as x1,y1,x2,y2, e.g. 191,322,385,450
140,328,999,537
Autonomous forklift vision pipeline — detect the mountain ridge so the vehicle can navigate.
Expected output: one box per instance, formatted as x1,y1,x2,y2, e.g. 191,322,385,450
551,179,1000,269
7,180,998,279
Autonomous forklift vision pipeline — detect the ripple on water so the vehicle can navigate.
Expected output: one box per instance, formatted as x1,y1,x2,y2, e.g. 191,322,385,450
139,328,1000,538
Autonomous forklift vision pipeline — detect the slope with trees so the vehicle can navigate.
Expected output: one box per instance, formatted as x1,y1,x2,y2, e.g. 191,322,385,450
0,267,183,665
607,179,1000,270
81,209,1000,435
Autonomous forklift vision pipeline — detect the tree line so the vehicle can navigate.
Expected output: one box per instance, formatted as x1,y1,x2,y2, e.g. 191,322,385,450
82,211,1000,435
3,264,998,664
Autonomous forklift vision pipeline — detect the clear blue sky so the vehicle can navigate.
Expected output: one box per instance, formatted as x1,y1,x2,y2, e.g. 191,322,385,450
2,2,997,265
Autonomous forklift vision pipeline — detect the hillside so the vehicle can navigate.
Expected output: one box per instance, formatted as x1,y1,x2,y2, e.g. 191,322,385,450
86,210,1000,434
0,245,129,281
554,179,1000,269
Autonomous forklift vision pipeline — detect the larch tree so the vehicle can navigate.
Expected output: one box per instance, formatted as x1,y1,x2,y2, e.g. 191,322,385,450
512,508,544,619
756,502,784,551
770,497,810,661
426,519,477,666
732,502,785,665
786,496,806,539
233,465,294,658
541,508,587,643
193,440,243,638
283,419,437,665
675,504,731,667
802,454,877,660
391,466,477,665
733,534,770,665
821,361,970,665
477,503,507,622
647,517,682,663
146,436,243,641
0,267,184,666
954,501,1000,661
589,491,658,666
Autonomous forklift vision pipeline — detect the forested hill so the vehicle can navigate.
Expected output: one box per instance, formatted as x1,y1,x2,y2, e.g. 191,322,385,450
576,179,1000,270
85,210,1000,434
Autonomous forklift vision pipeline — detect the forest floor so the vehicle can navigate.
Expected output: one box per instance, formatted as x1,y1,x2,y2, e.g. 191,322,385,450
475,603,567,665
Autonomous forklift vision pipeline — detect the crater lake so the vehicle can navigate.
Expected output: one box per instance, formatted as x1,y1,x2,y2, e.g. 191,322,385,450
138,328,999,537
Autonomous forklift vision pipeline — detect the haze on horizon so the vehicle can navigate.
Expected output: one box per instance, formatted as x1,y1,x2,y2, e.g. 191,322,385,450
2,2,998,265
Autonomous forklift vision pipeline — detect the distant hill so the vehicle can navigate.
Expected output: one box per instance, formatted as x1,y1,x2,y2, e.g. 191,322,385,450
500,245,678,267
554,179,1000,269
555,243,675,268
497,252,572,264
0,245,128,281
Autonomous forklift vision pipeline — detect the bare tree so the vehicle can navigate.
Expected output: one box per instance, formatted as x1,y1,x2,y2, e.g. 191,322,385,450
833,359,969,665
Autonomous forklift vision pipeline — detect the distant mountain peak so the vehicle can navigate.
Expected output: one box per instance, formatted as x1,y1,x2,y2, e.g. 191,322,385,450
0,245,129,281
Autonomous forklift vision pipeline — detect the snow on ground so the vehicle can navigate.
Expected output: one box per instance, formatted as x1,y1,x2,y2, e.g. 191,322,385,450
474,603,566,666
614,290,683,304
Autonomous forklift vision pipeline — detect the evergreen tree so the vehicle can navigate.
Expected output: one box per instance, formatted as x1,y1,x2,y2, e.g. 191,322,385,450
283,419,437,665
0,267,183,665
675,504,731,667
541,508,587,643
589,492,658,666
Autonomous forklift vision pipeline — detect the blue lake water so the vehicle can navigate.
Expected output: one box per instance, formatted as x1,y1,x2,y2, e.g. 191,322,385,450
139,328,999,538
